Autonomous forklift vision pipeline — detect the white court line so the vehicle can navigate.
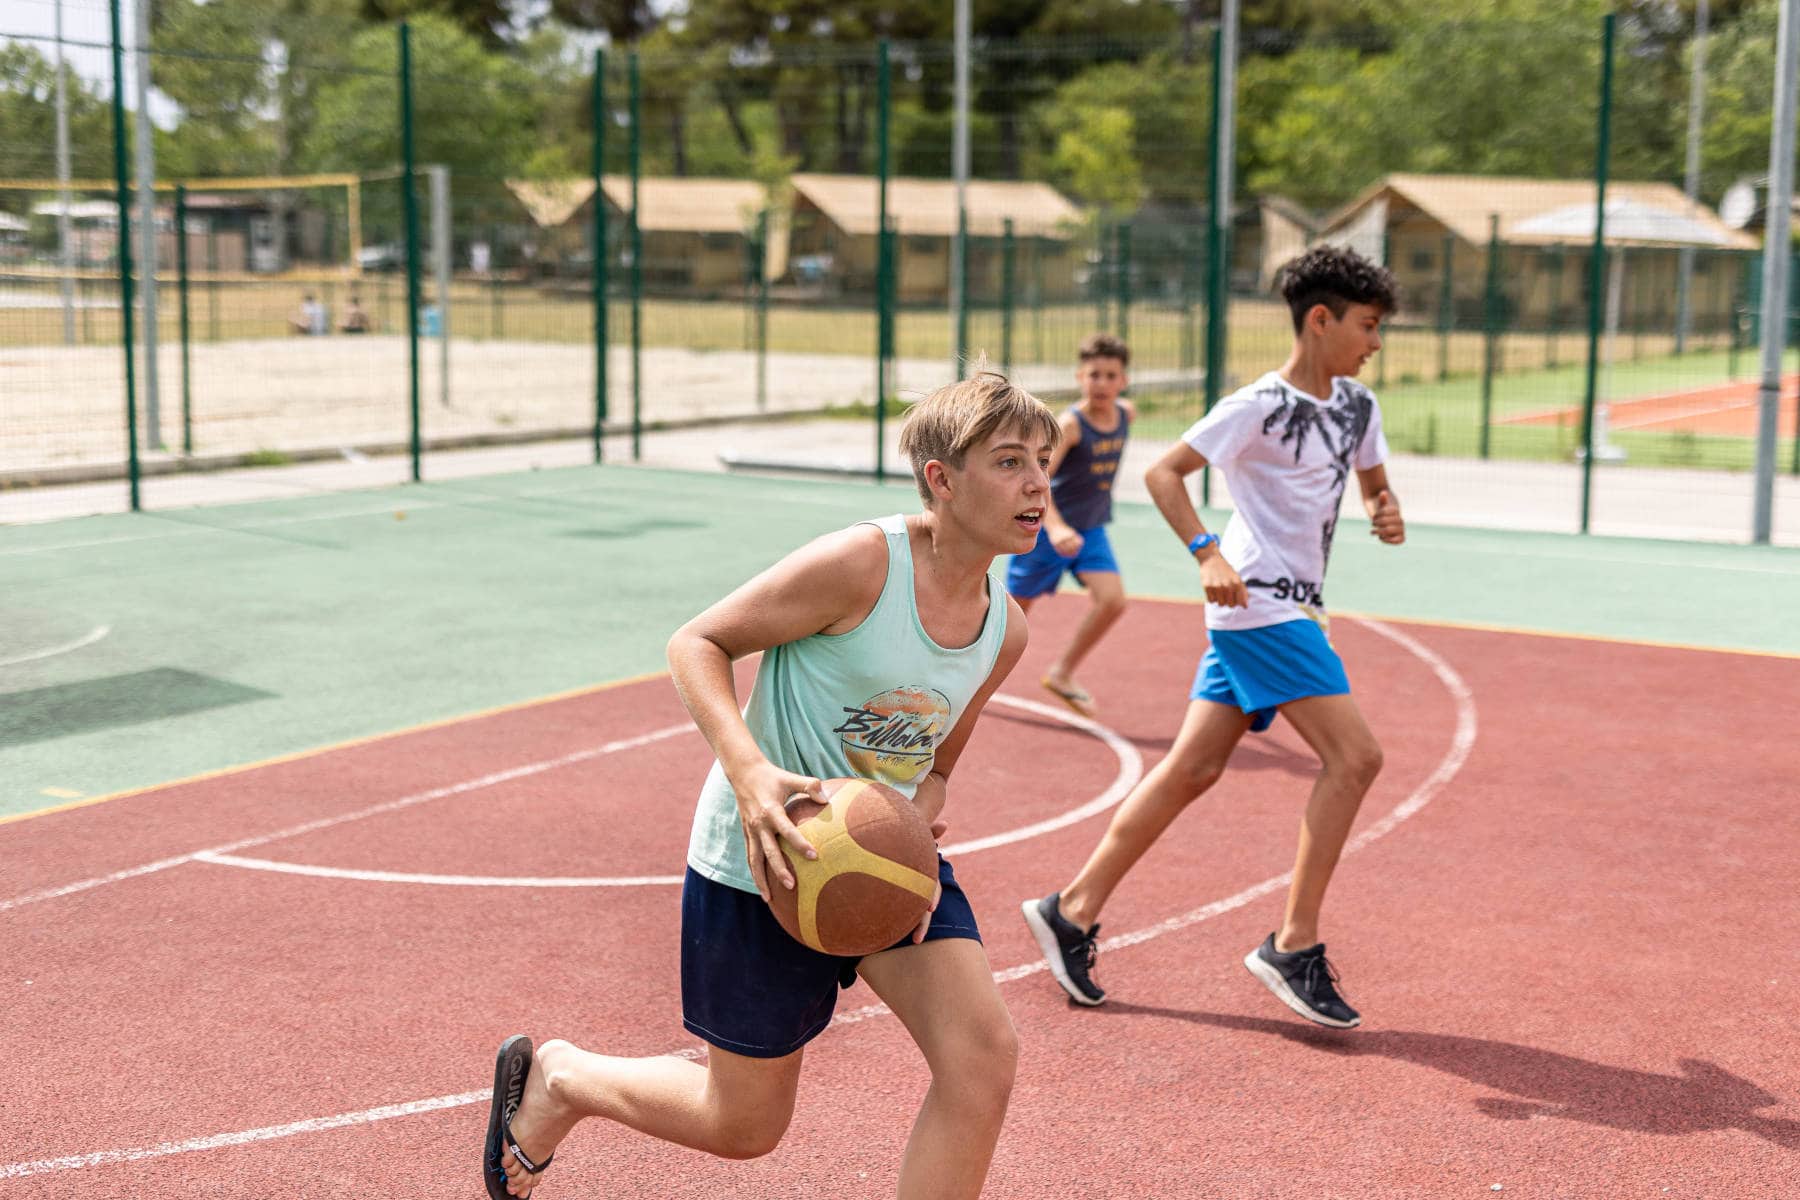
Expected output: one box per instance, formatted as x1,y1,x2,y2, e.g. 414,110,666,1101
0,618,1477,1181
191,693,1143,887
0,724,694,915
0,477,627,558
0,624,110,669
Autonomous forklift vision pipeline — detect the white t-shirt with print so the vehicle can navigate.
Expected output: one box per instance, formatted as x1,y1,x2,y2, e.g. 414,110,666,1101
1182,371,1388,631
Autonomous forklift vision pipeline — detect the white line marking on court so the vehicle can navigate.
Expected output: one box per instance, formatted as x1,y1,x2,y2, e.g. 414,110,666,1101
0,724,695,915
0,618,1475,1181
190,693,1142,888
193,854,688,887
0,624,110,668
0,478,621,557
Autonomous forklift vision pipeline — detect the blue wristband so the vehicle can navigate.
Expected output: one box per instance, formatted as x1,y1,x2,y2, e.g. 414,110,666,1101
1187,532,1218,555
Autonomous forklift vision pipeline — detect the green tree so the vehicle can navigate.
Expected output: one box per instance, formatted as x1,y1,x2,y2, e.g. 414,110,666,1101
0,41,112,185
1051,104,1142,212
152,0,361,179
302,14,532,178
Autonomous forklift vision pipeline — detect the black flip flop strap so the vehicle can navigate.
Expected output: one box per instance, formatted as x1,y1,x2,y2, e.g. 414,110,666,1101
503,1120,554,1176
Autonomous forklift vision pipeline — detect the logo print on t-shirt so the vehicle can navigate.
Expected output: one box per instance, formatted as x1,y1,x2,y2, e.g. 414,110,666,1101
833,686,952,785
1260,385,1374,490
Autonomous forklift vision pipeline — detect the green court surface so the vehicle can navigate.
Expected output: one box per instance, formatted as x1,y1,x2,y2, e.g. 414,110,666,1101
3,463,1798,821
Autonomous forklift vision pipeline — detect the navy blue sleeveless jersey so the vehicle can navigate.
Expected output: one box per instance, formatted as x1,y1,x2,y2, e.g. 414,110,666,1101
1051,405,1130,530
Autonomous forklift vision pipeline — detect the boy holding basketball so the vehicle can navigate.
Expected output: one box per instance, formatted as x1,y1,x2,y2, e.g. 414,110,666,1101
485,369,1057,1199
1005,333,1134,718
1022,246,1404,1028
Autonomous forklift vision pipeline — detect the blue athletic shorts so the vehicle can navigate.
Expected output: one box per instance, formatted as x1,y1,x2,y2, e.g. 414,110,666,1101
1190,618,1350,733
1004,523,1120,600
679,856,981,1059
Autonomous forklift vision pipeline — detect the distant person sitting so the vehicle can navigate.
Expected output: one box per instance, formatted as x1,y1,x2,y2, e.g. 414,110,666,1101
340,296,371,334
289,293,328,336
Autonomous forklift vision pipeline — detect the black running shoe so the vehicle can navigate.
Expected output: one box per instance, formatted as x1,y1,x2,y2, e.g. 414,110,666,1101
1020,893,1105,1005
1243,934,1361,1028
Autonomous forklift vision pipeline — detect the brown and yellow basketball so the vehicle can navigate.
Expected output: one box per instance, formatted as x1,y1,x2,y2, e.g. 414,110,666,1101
762,776,939,957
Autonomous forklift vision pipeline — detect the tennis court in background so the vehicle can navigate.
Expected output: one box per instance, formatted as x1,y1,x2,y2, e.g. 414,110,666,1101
1503,372,1800,436
2,464,1797,1197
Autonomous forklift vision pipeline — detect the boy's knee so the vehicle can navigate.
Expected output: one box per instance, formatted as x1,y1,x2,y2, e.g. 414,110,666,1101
1097,592,1127,618
713,1109,792,1160
937,1015,1020,1098
1172,755,1228,797
1334,740,1383,788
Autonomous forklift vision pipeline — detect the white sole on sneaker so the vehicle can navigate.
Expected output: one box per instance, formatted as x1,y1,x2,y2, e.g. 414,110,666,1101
1020,899,1105,1006
1242,947,1361,1028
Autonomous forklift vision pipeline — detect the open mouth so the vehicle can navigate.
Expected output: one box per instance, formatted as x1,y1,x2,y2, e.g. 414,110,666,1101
1015,507,1043,533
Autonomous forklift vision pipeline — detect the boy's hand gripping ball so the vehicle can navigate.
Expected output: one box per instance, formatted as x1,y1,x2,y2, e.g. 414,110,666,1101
762,777,939,957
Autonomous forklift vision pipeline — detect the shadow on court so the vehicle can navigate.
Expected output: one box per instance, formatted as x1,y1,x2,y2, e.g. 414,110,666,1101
1096,1002,1800,1150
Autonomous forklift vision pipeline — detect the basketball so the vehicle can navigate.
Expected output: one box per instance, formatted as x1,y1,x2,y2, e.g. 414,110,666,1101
762,776,939,957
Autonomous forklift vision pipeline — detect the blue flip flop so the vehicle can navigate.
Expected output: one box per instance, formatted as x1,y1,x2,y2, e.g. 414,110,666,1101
483,1035,554,1200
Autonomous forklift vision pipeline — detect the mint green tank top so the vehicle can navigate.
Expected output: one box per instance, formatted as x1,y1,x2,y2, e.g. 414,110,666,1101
686,514,1010,894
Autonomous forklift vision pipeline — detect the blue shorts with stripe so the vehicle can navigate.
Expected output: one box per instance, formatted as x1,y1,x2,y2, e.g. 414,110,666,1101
680,856,981,1059
1190,618,1349,733
1004,523,1119,600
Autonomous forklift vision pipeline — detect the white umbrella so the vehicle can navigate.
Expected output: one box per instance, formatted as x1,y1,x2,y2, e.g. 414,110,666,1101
1514,198,1734,462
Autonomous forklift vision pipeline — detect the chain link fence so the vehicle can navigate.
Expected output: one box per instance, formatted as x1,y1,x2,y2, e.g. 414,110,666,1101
1,5,1795,538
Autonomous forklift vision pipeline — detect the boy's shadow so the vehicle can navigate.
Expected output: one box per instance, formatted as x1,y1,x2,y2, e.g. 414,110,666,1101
992,711,1314,779
1099,1003,1800,1150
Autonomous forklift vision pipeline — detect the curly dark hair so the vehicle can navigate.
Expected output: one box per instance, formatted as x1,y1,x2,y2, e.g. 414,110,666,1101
1276,245,1398,333
1077,332,1129,367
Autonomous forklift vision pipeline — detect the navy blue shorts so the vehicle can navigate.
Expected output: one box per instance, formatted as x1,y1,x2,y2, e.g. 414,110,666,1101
1190,618,1350,733
1004,523,1120,600
680,856,981,1059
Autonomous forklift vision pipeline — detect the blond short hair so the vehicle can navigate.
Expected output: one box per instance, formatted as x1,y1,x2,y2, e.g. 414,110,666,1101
898,367,1060,504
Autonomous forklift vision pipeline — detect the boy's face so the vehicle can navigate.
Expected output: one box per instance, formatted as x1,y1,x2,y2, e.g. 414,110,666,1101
1314,302,1385,378
1076,356,1127,405
935,422,1055,554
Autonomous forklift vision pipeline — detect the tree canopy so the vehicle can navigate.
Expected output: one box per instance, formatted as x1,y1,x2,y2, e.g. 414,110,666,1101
0,0,1787,226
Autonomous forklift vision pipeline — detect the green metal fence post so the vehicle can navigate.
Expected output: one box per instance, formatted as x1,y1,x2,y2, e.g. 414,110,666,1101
1001,217,1015,375
876,39,892,480
1480,213,1500,458
1378,226,1390,389
629,49,642,461
399,22,422,483
107,0,139,511
955,202,969,373
1202,24,1226,506
1117,218,1132,346
176,183,192,455
755,207,769,411
1580,13,1618,534
1437,232,1455,381
592,47,607,463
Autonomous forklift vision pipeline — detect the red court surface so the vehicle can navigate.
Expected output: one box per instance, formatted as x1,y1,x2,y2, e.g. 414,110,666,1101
3,600,1796,1198
1503,373,1799,437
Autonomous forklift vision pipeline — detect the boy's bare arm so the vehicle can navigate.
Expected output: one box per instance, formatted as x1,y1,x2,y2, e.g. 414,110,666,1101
1356,465,1405,545
1145,442,1248,607
666,525,888,898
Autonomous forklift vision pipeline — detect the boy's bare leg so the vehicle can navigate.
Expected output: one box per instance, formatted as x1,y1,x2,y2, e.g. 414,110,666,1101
500,1039,804,1196
857,938,1019,1200
1271,691,1384,951
1044,570,1126,692
1058,698,1252,928
1013,593,1038,614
